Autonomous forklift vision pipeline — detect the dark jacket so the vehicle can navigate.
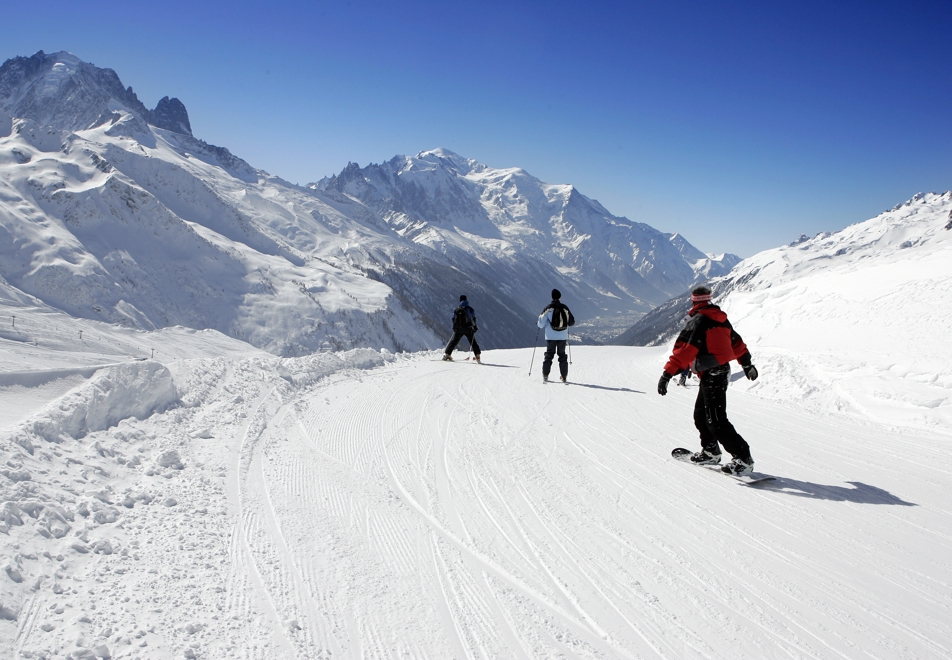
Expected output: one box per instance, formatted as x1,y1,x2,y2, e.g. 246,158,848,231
664,303,751,376
452,301,477,332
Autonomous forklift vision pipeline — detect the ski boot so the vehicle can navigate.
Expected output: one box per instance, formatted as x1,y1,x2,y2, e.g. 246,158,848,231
721,456,754,475
690,449,722,465
442,354,453,361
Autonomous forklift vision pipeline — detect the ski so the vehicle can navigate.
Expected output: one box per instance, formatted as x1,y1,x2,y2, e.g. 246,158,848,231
671,447,776,486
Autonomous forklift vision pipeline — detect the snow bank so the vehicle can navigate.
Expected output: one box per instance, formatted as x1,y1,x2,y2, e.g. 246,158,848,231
0,361,180,659
6,361,178,448
0,344,411,660
0,365,108,389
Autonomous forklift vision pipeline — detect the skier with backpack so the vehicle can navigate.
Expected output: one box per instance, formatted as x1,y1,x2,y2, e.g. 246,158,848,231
657,285,760,475
443,295,481,362
537,289,575,383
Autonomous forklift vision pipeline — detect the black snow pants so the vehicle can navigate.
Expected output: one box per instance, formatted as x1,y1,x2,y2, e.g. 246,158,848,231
694,366,752,461
542,340,568,379
445,329,480,357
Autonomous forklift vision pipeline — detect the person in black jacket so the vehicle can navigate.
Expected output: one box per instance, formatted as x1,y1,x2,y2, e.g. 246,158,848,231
443,295,481,362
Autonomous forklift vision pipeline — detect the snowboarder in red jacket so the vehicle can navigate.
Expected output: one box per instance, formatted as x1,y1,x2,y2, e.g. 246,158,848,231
657,286,760,475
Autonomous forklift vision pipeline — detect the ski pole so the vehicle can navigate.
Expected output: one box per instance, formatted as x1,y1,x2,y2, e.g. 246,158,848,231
528,326,541,376
567,334,573,365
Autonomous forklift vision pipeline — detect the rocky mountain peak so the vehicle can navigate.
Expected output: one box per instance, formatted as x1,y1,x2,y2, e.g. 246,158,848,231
0,50,191,136
148,96,191,136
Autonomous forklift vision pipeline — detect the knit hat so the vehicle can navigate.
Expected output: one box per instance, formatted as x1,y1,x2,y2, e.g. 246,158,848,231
459,295,467,302
551,289,561,300
691,286,712,303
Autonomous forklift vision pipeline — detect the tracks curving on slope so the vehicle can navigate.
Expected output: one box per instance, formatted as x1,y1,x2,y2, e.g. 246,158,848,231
226,347,952,659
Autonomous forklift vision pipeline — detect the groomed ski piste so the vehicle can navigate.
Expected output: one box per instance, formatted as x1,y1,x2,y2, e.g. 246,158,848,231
1,339,950,659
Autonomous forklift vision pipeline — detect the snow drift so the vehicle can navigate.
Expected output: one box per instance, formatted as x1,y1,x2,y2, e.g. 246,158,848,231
6,361,177,448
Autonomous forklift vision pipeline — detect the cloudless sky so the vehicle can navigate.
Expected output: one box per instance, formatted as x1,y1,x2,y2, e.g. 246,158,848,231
3,0,950,256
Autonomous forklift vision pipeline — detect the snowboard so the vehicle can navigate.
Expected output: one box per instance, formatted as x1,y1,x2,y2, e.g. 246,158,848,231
671,448,776,486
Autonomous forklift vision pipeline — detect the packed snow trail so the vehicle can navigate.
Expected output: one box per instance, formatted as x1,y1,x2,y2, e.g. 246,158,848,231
227,347,948,659
2,345,950,659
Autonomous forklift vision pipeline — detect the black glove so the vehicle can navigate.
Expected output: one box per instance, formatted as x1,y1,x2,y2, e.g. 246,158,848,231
743,364,759,381
658,372,672,396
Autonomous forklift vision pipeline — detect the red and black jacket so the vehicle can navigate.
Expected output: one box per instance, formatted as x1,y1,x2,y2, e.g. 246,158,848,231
664,303,752,376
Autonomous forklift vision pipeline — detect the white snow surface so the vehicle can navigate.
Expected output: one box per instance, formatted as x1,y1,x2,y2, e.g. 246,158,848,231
717,191,952,432
1,299,950,658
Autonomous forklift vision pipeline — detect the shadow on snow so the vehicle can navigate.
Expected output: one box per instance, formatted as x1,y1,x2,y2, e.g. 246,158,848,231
570,382,644,394
760,478,917,506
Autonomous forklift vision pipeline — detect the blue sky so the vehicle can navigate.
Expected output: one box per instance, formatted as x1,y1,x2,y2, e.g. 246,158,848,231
3,0,950,256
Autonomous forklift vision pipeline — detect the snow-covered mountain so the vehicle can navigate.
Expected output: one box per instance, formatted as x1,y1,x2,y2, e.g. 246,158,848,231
617,190,952,429
0,51,438,356
0,51,738,354
316,149,740,340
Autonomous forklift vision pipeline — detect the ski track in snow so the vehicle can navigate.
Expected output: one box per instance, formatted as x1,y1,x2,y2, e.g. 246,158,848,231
2,346,951,659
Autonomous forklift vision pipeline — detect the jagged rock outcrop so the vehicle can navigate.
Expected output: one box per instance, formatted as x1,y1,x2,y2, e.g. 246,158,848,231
0,50,191,136
147,96,191,136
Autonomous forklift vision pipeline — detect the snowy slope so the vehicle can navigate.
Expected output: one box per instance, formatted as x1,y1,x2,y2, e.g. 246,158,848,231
0,111,437,355
616,192,952,431
714,191,952,430
2,322,950,658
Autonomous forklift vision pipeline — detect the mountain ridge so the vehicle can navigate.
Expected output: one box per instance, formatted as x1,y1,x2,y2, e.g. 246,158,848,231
615,190,952,349
317,148,741,329
1,50,740,353
0,50,192,137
